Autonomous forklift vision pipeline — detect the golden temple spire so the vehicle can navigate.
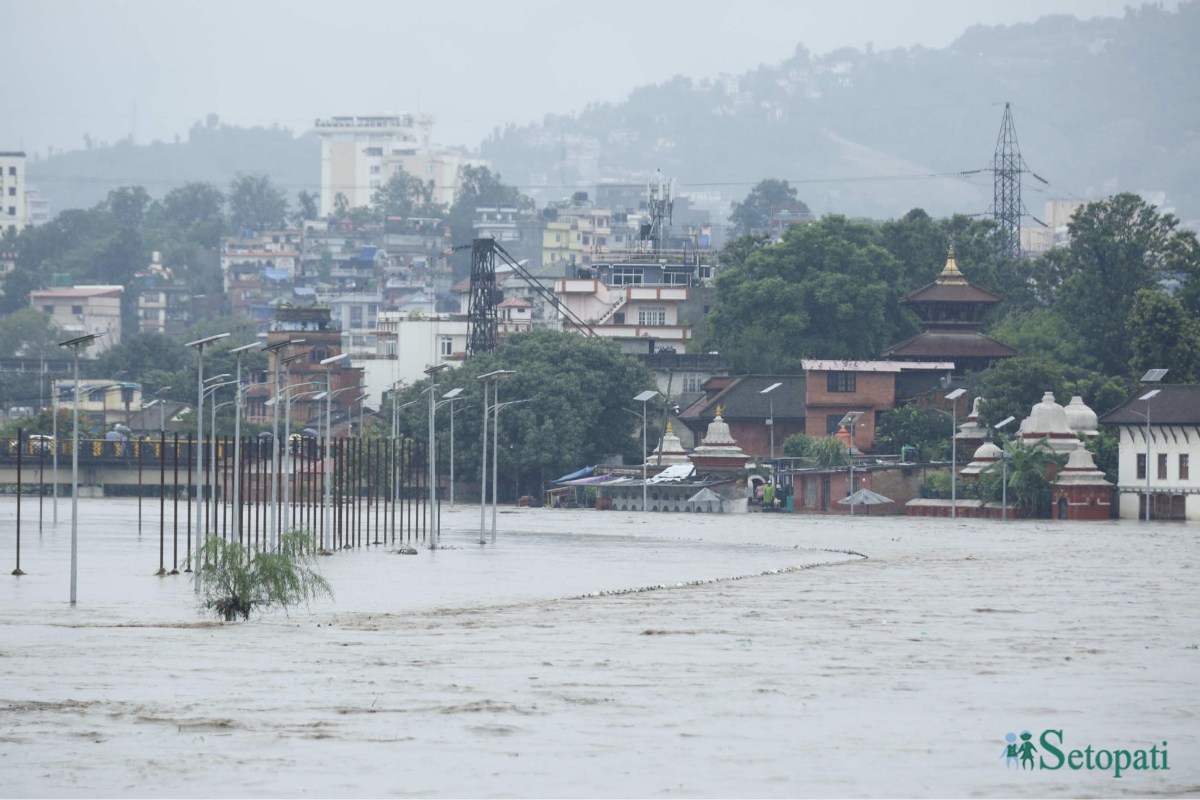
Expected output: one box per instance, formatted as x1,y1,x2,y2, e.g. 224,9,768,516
936,243,968,286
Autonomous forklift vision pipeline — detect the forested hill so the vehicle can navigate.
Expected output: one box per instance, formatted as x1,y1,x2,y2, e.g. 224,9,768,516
482,3,1200,224
27,118,319,214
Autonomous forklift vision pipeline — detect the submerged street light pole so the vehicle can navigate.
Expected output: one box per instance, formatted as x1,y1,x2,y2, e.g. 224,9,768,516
634,390,659,512
838,411,865,516
761,382,782,462
425,364,448,550
185,331,230,593
58,333,101,603
945,387,967,519
477,370,513,544
994,416,1016,521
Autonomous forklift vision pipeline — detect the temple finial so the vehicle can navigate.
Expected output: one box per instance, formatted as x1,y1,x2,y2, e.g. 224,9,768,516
936,242,967,285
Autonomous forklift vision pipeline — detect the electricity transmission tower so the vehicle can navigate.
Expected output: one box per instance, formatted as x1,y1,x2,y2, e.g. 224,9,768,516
992,102,1025,260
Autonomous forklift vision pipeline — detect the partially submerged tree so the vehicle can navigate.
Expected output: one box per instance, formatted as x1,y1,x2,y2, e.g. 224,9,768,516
199,530,332,622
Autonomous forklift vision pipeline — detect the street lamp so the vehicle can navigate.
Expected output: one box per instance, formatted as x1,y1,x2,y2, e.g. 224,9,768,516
424,364,448,550
152,385,173,432
994,416,1016,521
58,332,101,605
490,397,531,542
185,331,230,591
477,370,514,544
229,342,263,548
945,387,967,519
634,390,659,512
1139,368,1167,522
440,388,463,506
315,380,366,554
263,338,306,550
202,377,238,548
267,380,322,539
761,382,782,462
838,411,864,516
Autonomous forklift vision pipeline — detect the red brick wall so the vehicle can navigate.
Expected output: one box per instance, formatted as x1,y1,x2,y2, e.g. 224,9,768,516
803,371,895,451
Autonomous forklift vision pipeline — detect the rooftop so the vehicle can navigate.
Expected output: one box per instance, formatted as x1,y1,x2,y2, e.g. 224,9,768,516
1098,385,1200,426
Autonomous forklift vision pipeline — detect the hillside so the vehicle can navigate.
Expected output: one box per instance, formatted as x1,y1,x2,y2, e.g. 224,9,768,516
27,117,319,213
482,3,1200,225
22,4,1200,228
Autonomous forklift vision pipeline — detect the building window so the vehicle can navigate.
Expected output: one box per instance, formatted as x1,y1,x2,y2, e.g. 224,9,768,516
364,147,383,156
826,414,843,435
6,207,14,216
6,187,14,196
1137,453,1146,480
42,305,54,314
1158,453,1168,480
7,167,14,176
638,306,666,326
683,373,702,394
611,265,644,285
827,372,856,393
71,305,84,315
440,336,453,357
1181,454,1190,480
370,165,381,175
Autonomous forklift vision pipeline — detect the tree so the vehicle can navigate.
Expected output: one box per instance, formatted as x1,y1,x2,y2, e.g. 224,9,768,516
970,356,1067,429
373,168,444,219
780,434,848,466
199,530,332,621
296,190,319,222
1003,436,1066,518
156,182,226,249
445,166,531,276
106,186,151,229
1127,288,1200,382
874,405,951,461
0,308,62,359
1048,193,1200,376
228,173,289,233
700,215,913,373
729,179,807,235
389,329,654,498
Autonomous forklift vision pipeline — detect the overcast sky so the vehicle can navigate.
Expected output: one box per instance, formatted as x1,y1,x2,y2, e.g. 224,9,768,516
1,0,1172,156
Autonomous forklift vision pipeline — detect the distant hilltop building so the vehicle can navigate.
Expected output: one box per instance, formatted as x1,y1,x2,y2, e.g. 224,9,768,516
314,114,486,217
0,151,29,235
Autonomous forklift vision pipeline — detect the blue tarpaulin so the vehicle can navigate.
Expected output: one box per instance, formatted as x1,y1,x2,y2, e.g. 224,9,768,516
552,465,595,484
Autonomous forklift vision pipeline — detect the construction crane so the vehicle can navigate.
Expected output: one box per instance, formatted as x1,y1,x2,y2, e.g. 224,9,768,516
466,238,598,359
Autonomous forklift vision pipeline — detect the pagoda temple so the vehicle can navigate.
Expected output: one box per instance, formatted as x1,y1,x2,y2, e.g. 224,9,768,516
882,246,1016,374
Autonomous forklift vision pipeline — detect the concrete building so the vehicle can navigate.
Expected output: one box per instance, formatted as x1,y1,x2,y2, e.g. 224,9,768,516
53,379,142,431
1099,384,1200,521
315,114,482,217
30,285,123,354
365,312,468,408
0,151,29,235
135,252,191,336
800,359,953,445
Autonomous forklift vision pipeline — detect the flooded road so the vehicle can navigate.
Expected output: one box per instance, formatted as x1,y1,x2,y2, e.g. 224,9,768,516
1,499,1197,797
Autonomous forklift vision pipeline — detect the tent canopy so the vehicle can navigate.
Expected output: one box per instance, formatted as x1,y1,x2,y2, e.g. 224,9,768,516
837,488,894,506
552,465,595,484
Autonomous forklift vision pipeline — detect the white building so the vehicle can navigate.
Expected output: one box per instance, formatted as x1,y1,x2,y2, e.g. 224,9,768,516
30,285,123,354
1099,384,1200,521
315,114,484,217
0,151,29,235
362,312,469,408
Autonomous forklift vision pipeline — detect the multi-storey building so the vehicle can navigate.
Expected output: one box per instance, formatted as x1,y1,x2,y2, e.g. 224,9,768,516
52,379,142,431
135,252,192,335
0,151,28,235
315,114,482,217
30,285,123,354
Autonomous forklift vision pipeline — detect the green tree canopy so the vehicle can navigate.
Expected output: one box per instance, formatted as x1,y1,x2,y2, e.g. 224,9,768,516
0,308,64,359
373,168,445,220
390,329,655,498
228,173,289,233
700,216,913,373
729,179,807,235
1127,288,1200,382
1046,193,1200,376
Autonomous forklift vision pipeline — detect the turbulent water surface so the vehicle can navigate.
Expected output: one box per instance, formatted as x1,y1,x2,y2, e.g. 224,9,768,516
1,499,1196,797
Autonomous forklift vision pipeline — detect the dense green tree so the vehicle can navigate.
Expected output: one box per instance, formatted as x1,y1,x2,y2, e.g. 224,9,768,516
445,166,532,276
1003,436,1066,518
700,215,914,373
988,308,1097,372
1047,193,1200,376
728,179,807,235
970,356,1068,428
106,186,152,229
874,405,951,461
780,433,848,466
153,182,226,249
373,169,444,219
0,308,63,358
390,329,654,498
1127,288,1200,382
296,190,319,223
228,173,289,233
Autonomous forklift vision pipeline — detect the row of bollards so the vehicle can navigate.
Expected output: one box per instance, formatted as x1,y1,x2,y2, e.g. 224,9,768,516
3,430,434,576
